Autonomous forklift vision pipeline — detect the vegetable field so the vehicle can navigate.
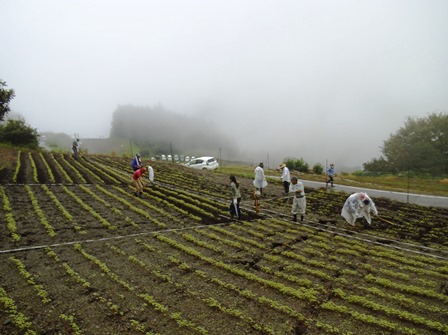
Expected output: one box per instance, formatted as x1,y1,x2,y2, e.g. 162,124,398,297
0,150,447,335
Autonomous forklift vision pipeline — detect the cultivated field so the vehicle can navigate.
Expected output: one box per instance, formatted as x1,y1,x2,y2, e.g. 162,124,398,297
0,149,447,335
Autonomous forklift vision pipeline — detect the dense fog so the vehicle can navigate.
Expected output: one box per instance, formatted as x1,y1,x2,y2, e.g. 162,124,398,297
2,1,448,170
110,105,239,158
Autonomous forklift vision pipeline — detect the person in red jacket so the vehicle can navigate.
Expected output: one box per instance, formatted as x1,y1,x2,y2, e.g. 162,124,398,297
132,167,147,197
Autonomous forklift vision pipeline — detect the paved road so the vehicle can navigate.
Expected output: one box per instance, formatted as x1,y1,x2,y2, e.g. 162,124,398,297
304,180,448,209
268,176,448,209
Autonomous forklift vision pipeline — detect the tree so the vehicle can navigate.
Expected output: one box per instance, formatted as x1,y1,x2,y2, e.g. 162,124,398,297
0,80,15,122
0,119,39,148
366,113,448,175
363,156,390,173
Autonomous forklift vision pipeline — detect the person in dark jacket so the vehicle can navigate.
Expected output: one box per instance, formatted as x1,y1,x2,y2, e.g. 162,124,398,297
229,175,242,220
132,153,142,171
72,139,80,159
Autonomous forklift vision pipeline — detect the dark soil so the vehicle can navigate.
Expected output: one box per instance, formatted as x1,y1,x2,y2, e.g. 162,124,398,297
0,147,447,335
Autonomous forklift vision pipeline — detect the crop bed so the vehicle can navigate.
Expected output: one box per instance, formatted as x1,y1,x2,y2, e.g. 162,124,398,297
0,150,447,335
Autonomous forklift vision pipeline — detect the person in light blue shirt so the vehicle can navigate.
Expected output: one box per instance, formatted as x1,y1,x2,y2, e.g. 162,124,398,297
326,164,335,187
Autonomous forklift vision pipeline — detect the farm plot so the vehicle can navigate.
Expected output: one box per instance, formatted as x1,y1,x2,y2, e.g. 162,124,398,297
0,150,447,335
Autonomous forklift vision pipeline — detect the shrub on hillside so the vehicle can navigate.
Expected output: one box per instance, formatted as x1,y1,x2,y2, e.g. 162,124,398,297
284,157,309,173
0,119,39,148
312,163,324,175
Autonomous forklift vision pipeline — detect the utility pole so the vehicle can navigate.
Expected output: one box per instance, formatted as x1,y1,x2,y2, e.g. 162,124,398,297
407,169,410,204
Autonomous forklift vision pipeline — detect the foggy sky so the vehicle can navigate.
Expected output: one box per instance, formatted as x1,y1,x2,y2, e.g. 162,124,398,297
1,0,448,169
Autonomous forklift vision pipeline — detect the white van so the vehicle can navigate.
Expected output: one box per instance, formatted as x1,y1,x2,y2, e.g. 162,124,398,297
185,156,219,170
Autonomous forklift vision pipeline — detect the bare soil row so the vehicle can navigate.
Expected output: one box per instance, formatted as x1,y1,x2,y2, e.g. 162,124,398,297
0,149,447,334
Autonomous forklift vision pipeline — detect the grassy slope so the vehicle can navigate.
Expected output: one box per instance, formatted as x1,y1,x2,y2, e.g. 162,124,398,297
217,165,448,197
0,145,19,170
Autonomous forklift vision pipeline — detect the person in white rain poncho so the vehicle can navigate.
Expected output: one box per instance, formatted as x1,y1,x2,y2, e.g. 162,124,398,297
253,162,268,195
341,192,378,226
147,165,154,184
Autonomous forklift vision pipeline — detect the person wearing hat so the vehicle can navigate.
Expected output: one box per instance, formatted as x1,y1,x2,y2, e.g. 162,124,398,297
132,153,142,171
279,163,291,195
341,192,378,226
132,166,147,197
289,176,306,222
253,162,268,195
326,163,335,187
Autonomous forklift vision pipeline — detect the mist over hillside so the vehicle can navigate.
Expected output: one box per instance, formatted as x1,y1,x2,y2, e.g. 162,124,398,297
110,105,239,158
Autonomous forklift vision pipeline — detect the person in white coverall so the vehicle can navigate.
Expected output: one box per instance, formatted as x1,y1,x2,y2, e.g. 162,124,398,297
341,192,378,226
253,162,268,195
289,176,306,222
